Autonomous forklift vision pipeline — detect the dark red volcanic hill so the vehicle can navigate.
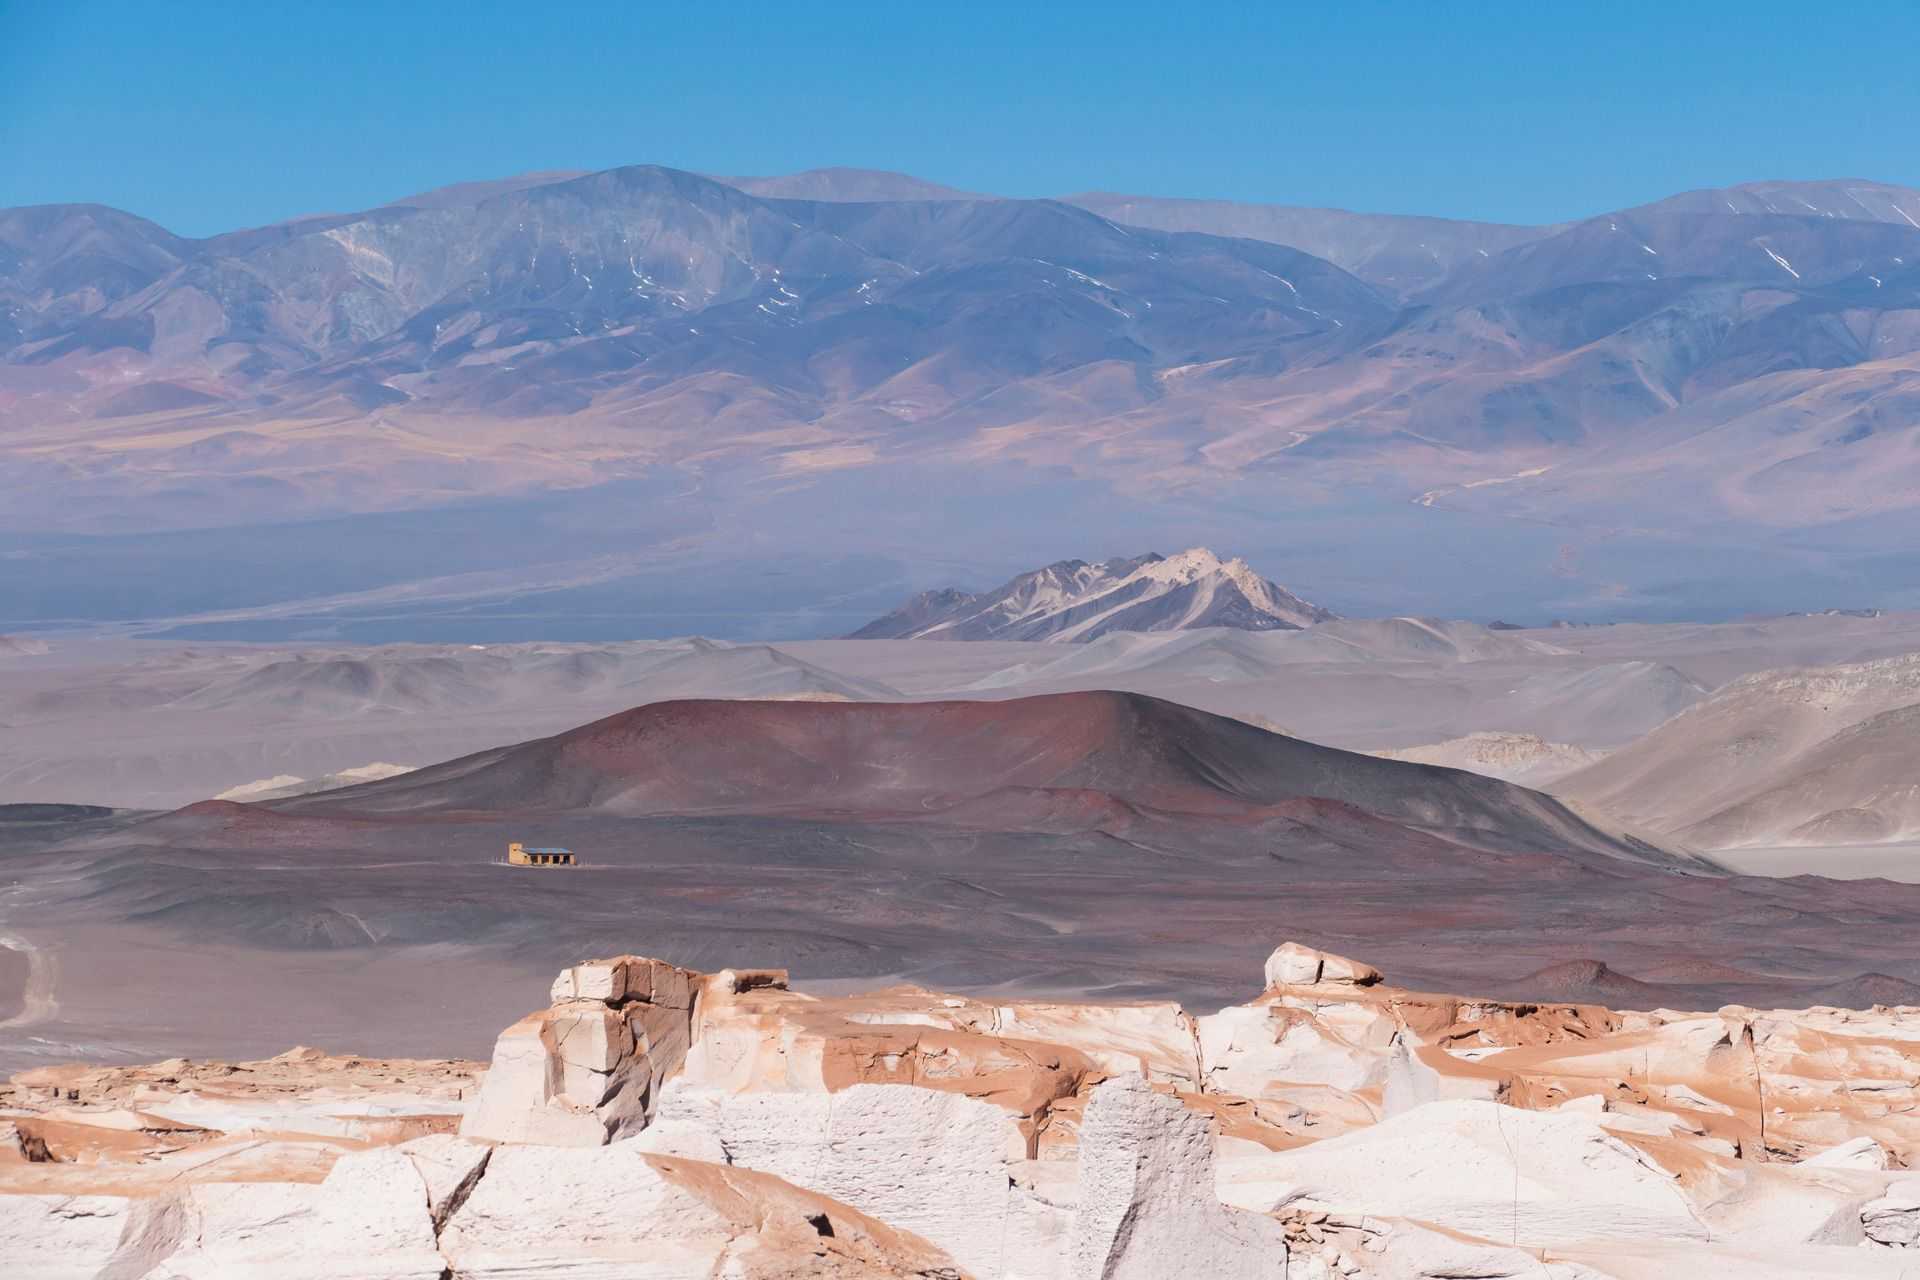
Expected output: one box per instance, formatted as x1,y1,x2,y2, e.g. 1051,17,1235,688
275,691,1675,864
27,690,1920,1025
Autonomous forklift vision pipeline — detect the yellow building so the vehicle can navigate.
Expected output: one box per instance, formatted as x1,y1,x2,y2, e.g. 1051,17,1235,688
507,842,575,867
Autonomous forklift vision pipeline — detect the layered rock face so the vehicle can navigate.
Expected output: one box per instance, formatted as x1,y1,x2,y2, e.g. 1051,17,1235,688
13,944,1920,1276
460,955,699,1146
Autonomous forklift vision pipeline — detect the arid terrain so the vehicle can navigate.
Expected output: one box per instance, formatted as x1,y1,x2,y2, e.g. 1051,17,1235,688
8,608,1920,1077
14,944,1920,1277
9,604,1920,1086
11,7,1920,1273
8,159,1920,1279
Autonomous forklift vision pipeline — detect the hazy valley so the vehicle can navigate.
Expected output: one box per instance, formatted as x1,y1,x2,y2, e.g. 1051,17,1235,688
6,170,1920,639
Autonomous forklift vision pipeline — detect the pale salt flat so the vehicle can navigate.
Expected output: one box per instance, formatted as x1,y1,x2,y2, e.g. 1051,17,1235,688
1715,842,1920,883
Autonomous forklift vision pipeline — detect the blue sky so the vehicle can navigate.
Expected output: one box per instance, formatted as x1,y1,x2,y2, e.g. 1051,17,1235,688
2,0,1913,237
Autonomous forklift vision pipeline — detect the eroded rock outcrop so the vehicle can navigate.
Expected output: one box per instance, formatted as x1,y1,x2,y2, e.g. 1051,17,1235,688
1262,942,1382,990
459,954,699,1146
1069,1075,1289,1279
13,940,1920,1277
440,1144,964,1278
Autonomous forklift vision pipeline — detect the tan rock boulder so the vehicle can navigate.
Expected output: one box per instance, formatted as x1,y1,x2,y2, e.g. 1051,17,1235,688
460,955,700,1147
0,1122,51,1164
1863,1177,1920,1246
1262,942,1382,989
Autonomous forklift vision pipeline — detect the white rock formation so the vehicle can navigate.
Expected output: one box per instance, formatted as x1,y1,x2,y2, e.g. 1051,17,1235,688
13,941,1920,1277
1804,1135,1891,1170
1863,1178,1920,1246
1225,1098,1709,1244
460,955,698,1146
1069,1076,1289,1279
1262,942,1382,989
655,1083,1039,1277
440,1142,960,1277
0,1194,132,1279
139,1148,448,1279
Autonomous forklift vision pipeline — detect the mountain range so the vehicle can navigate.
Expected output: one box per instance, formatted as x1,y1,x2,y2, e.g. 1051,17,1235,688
6,166,1920,632
849,547,1334,641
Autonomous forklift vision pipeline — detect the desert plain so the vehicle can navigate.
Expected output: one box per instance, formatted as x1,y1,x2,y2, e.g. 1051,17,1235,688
9,607,1920,1081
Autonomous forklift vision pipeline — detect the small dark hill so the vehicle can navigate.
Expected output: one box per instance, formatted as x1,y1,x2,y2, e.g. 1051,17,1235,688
1511,958,1675,1007
0,802,116,823
1804,972,1920,1008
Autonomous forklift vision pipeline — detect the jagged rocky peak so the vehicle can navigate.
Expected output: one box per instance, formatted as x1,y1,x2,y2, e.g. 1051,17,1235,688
850,546,1336,642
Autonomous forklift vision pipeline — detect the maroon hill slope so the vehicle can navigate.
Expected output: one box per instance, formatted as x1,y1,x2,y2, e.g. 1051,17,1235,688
275,691,1678,865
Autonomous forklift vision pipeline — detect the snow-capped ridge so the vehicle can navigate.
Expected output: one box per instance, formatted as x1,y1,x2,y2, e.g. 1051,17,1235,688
848,547,1336,643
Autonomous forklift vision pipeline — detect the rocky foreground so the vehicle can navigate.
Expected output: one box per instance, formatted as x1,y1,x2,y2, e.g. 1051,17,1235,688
10,947,1920,1277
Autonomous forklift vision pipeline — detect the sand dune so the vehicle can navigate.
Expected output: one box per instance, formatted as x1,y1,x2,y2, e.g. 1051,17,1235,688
1373,731,1604,785
1559,651,1920,847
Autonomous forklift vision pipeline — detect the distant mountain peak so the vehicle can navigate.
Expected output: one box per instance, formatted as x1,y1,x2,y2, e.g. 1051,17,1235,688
849,547,1335,643
712,166,982,203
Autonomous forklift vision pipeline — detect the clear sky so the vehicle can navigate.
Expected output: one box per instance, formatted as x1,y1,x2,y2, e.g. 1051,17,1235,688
3,0,1914,237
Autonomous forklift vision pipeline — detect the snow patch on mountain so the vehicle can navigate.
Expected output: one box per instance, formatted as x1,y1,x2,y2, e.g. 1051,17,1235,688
849,548,1335,643
214,762,416,803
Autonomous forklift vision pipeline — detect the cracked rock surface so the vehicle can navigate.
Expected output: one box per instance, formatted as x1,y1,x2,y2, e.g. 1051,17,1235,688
11,943,1920,1276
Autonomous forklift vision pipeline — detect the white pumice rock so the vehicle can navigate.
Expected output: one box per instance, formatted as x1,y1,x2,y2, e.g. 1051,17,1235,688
1222,1098,1708,1246
18,948,1920,1279
1264,942,1382,990
439,1143,962,1278
958,1000,1202,1089
1357,1218,1614,1279
0,1194,133,1279
550,958,628,1004
654,1081,1043,1277
1197,990,1401,1099
396,1132,492,1232
1862,1176,1920,1246
438,1143,737,1276
625,1114,732,1163
1068,1075,1289,1279
1693,1162,1879,1251
140,1147,446,1279
1803,1134,1890,1169
1381,1026,1501,1116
